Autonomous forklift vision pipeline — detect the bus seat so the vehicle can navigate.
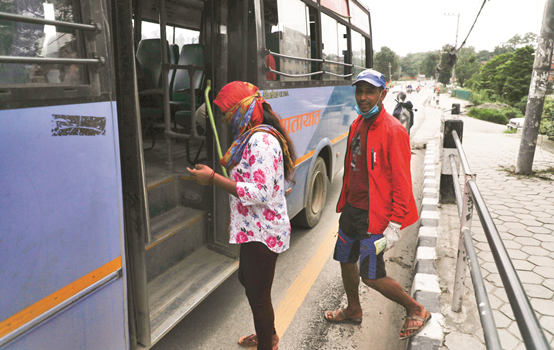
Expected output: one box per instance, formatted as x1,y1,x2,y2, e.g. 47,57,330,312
168,44,180,93
136,39,170,150
171,44,205,113
136,38,170,90
170,44,179,64
172,44,206,164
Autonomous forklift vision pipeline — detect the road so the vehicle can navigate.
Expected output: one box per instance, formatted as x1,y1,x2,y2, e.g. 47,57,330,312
151,83,440,350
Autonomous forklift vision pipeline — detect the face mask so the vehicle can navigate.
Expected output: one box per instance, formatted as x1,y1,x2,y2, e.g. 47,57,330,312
356,90,383,119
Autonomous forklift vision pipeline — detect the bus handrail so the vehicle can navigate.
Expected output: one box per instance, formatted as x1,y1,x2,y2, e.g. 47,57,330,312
323,59,352,67
0,56,105,66
324,71,353,78
267,67,324,78
204,80,228,178
266,49,323,63
265,49,355,67
267,67,352,79
448,129,550,349
0,11,101,32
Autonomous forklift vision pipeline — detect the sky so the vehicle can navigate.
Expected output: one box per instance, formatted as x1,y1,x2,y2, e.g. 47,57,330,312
364,0,548,57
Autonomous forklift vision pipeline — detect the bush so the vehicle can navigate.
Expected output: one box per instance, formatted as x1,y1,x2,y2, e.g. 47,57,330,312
503,106,524,119
467,107,510,125
470,90,490,105
514,96,528,114
542,97,554,140
541,119,554,140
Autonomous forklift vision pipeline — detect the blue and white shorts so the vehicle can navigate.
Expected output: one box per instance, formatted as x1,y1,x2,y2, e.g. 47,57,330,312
333,202,386,280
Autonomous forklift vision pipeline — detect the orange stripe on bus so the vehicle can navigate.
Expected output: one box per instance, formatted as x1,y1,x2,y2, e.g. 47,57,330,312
294,151,314,166
0,257,122,338
331,132,348,144
293,131,349,167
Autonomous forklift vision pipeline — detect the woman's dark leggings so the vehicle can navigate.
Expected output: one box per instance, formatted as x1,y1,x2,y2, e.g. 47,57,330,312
238,242,279,350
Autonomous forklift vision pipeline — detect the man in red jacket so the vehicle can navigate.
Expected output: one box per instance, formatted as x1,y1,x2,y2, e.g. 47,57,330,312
324,69,430,340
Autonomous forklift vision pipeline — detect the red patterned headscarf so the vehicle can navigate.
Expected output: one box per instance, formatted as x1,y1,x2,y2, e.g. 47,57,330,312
214,81,293,173
214,81,265,138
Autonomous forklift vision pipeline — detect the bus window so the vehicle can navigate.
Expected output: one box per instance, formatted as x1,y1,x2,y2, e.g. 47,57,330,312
174,27,200,46
321,13,347,80
140,21,200,46
263,0,311,82
0,0,86,86
351,30,366,78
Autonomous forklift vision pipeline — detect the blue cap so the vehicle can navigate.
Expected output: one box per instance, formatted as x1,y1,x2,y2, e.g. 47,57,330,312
352,69,386,89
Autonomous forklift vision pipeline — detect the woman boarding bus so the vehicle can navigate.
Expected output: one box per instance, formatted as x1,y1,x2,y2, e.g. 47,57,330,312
0,0,372,348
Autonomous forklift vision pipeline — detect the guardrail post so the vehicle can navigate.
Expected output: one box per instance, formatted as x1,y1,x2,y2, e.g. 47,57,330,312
452,103,460,115
452,173,475,312
439,119,463,203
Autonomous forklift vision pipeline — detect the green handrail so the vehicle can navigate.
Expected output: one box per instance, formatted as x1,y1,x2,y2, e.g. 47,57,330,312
204,80,228,178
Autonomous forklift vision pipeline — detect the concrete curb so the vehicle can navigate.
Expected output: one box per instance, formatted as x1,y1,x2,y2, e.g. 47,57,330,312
407,140,444,350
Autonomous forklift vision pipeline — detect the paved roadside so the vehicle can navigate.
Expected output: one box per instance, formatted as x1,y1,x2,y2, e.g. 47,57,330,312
410,93,554,350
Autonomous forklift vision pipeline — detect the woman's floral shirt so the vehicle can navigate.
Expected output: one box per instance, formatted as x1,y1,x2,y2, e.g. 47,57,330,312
229,132,291,253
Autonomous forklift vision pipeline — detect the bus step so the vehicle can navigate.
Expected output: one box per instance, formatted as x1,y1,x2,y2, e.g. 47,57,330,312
147,175,207,220
147,176,179,219
145,206,207,282
148,246,239,345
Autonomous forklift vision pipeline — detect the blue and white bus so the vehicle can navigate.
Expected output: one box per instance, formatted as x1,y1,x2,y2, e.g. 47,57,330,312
0,0,372,347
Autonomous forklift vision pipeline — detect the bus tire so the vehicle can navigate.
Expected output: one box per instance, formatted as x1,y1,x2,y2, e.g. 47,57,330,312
292,157,328,228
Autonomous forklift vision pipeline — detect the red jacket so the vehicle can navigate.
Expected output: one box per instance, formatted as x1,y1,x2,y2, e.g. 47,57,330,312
336,107,418,234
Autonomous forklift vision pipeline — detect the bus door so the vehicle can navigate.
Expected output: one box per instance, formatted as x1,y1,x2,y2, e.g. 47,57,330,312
0,0,128,349
115,0,249,346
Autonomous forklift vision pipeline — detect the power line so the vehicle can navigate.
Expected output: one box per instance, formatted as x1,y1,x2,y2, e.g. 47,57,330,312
456,0,488,52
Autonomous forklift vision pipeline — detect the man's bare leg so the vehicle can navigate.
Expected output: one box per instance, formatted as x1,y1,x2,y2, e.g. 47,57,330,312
325,262,363,321
363,276,428,337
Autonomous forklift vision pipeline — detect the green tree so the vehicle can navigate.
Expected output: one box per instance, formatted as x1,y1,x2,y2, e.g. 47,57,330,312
455,47,481,88
421,51,440,78
476,51,513,95
500,46,534,104
470,46,534,105
475,50,493,62
374,46,398,82
399,52,427,79
438,44,455,85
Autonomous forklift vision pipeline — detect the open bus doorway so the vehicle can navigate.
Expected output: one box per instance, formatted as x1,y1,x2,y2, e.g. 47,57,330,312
123,0,241,346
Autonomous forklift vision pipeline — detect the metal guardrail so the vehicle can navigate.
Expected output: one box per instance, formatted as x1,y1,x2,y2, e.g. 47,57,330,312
448,129,550,350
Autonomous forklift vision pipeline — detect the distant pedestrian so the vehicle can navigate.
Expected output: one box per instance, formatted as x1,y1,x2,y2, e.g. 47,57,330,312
187,81,296,350
324,69,430,340
392,91,415,135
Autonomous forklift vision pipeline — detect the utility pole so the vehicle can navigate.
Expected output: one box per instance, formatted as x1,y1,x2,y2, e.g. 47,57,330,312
516,0,554,175
516,0,554,174
388,62,392,84
452,13,459,86
445,13,460,86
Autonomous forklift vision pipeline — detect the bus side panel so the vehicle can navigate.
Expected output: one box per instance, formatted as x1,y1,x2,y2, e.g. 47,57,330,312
0,101,126,348
261,85,358,216
2,279,126,350
285,162,309,218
